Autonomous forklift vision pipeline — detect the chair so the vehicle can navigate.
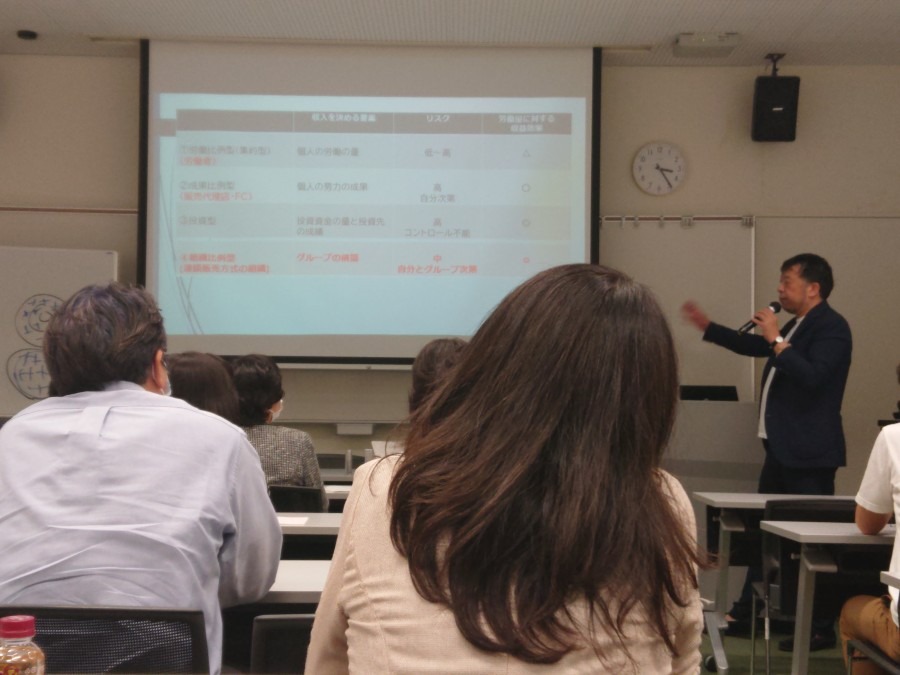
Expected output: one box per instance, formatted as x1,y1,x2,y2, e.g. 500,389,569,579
250,614,315,674
268,485,324,513
847,638,900,674
749,498,888,674
0,605,208,674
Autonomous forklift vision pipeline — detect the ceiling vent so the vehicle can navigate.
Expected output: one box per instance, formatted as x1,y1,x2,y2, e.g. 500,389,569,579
673,32,740,58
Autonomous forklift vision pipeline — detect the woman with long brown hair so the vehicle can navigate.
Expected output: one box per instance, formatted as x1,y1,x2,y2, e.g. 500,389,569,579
307,264,703,673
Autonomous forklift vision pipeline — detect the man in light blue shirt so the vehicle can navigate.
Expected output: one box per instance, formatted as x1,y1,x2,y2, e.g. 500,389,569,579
0,282,282,674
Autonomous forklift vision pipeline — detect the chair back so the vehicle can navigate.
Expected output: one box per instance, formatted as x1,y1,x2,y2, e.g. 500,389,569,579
268,485,324,513
762,498,888,615
0,605,208,674
250,614,315,673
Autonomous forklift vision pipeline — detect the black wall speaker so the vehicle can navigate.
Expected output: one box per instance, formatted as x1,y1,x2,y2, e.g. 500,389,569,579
752,76,800,142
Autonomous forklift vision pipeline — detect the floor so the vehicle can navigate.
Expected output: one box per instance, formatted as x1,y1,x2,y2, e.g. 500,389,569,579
701,625,846,674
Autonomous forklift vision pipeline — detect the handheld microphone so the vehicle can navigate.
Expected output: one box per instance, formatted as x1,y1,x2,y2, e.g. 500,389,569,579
737,301,781,334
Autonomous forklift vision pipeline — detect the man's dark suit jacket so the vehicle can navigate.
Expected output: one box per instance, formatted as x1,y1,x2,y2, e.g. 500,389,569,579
703,301,852,468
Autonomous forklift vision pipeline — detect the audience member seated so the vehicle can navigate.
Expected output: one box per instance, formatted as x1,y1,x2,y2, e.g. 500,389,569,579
0,282,282,675
408,337,467,413
306,264,704,673
231,353,327,511
840,365,900,673
167,351,241,424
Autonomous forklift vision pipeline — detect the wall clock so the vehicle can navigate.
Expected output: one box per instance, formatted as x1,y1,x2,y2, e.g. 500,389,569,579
632,142,686,195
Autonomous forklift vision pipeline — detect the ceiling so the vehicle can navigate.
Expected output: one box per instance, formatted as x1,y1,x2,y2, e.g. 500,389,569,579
1,0,899,67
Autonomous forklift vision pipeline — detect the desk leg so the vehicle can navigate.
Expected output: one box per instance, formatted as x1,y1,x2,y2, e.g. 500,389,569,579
717,526,732,614
791,545,816,675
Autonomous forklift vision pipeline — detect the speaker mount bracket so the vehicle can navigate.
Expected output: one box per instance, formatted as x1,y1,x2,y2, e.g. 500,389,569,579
765,53,786,76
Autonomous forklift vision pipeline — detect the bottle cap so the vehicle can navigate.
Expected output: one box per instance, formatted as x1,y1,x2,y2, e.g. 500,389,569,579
0,615,36,638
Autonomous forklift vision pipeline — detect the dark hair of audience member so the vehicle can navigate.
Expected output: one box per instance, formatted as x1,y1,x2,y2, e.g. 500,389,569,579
389,264,702,665
230,354,285,427
408,338,467,413
167,351,241,425
44,282,167,397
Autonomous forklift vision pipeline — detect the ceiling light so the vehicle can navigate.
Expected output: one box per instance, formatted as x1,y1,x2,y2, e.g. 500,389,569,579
673,32,740,58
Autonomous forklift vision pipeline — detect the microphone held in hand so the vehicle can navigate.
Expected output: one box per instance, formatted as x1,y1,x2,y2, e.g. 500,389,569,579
737,301,781,334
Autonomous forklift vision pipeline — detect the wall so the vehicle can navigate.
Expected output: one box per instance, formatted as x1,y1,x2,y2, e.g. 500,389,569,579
0,55,140,281
1,55,898,480
600,65,900,493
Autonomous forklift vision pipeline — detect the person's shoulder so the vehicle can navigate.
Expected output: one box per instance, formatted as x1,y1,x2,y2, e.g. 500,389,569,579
657,469,692,507
250,424,310,443
4,395,60,422
814,301,850,328
144,394,247,439
881,422,900,447
353,455,400,496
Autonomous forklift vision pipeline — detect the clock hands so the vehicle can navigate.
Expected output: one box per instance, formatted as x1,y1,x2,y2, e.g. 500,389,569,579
655,164,674,188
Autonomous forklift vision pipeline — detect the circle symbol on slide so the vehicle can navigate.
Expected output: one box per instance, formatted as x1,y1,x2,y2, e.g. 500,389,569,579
15,294,63,347
523,257,531,264
433,255,442,262
7,348,51,400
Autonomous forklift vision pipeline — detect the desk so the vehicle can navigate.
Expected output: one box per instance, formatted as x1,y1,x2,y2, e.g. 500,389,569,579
760,521,895,675
260,559,330,604
693,492,853,614
882,571,900,589
693,492,854,674
324,484,351,500
278,513,342,536
320,468,354,483
223,560,330,670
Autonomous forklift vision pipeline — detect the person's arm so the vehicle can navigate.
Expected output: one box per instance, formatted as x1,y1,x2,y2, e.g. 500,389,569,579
771,313,851,390
294,430,329,511
683,296,772,357
218,438,283,607
703,321,773,357
305,463,378,673
855,429,895,536
856,504,891,535
659,471,703,674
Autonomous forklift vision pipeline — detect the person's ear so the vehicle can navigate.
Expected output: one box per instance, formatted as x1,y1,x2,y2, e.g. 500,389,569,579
147,349,169,394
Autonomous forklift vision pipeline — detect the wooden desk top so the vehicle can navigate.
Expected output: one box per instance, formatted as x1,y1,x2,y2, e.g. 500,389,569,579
278,512,343,535
760,521,895,544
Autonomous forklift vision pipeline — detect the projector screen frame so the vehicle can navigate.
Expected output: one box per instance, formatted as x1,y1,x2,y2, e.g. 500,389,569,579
137,41,601,366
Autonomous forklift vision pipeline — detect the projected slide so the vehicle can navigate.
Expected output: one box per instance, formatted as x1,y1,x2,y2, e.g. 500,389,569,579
153,94,586,342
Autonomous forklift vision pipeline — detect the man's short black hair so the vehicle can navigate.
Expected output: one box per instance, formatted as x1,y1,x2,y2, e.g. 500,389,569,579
781,253,834,300
43,282,167,396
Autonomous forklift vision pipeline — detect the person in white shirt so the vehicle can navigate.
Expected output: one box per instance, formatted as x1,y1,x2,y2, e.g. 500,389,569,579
0,282,282,675
840,373,900,673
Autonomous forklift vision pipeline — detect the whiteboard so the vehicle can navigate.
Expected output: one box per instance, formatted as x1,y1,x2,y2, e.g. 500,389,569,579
599,218,755,401
0,246,118,417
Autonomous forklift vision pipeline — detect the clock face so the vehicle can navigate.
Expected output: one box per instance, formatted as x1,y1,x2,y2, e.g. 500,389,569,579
632,142,686,195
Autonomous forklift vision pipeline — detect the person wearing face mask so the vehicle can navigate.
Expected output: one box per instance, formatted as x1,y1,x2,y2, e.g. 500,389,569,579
0,283,282,675
231,353,327,511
